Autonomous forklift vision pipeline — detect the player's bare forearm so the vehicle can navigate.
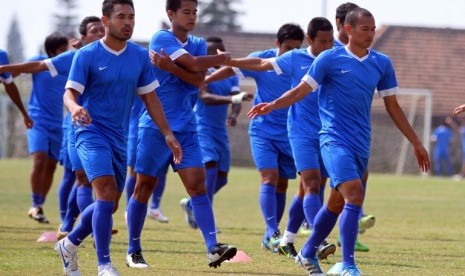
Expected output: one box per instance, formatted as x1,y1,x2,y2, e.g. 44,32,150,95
384,96,430,172
4,82,27,115
271,81,312,110
0,61,47,75
453,104,465,116
229,57,272,71
171,66,205,86
150,50,204,86
204,66,235,84
176,52,230,73
140,91,183,164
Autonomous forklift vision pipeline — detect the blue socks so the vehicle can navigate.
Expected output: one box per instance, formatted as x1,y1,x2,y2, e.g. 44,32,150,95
58,168,76,221
303,194,322,228
191,194,217,252
276,192,286,224
61,185,79,232
214,175,228,194
205,167,218,204
93,200,114,266
286,196,304,234
125,174,136,204
127,197,148,254
77,186,94,213
31,193,42,208
301,206,339,257
68,202,95,246
340,203,361,266
150,174,166,209
259,184,278,238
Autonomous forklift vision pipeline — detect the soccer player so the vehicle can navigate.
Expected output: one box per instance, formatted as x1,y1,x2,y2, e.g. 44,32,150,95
431,117,453,176
334,2,376,253
248,8,430,275
224,18,335,259
125,0,237,269
0,16,106,236
206,23,304,253
191,36,252,210
3,33,69,223
0,50,33,130
54,1,181,275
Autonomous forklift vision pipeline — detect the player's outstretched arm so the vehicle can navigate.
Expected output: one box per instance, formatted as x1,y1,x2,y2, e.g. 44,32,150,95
204,66,235,85
384,95,430,172
247,81,313,119
452,104,465,116
64,88,92,127
228,57,273,72
140,91,182,164
3,82,33,128
150,49,205,86
0,61,47,76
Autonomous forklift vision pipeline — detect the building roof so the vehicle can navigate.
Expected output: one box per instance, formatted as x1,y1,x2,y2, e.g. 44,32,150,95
371,25,465,116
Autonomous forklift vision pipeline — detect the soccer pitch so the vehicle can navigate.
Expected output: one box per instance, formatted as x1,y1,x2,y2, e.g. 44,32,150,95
0,159,464,275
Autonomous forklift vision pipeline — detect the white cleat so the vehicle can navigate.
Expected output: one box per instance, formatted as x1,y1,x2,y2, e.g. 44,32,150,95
54,238,80,276
146,208,169,223
98,263,120,276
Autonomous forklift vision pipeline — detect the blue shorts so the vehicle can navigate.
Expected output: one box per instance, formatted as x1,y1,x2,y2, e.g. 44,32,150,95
321,142,368,189
135,128,204,177
250,135,296,179
75,130,127,193
67,127,83,172
289,136,328,178
198,131,230,172
27,123,62,160
127,134,137,168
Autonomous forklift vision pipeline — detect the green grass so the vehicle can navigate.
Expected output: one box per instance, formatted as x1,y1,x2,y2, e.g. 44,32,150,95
0,158,464,275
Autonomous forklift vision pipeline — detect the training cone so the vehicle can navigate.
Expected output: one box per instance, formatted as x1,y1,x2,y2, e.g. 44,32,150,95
36,231,57,242
225,250,252,263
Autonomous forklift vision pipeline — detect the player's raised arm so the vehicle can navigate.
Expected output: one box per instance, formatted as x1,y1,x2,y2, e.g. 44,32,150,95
384,95,430,172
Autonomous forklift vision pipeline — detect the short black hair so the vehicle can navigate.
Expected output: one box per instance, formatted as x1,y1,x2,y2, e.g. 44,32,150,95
345,7,373,27
102,0,134,17
277,23,304,44
166,0,198,12
79,16,101,36
44,32,68,57
336,2,359,24
206,36,225,53
307,17,333,40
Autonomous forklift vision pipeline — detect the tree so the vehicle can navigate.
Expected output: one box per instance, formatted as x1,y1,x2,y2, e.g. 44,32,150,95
198,0,243,32
6,15,25,63
53,0,79,38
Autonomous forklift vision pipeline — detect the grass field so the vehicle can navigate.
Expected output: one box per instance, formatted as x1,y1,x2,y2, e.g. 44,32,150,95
0,158,464,275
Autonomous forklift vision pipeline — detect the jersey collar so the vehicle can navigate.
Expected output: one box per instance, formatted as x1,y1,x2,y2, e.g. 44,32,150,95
344,45,370,62
99,39,127,56
306,47,316,59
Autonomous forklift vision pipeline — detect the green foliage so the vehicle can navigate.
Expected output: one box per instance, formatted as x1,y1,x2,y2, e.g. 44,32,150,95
0,159,464,275
198,0,243,32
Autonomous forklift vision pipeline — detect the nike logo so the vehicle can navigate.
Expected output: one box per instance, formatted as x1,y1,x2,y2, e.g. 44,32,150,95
341,69,351,73
301,65,311,70
77,238,83,242
132,237,140,241
99,66,108,71
59,246,70,268
209,232,216,235
103,254,110,258
266,216,275,221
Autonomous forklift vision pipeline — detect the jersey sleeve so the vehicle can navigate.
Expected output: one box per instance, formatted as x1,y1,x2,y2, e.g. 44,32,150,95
302,51,330,91
229,75,240,93
46,51,75,77
137,49,160,95
0,51,13,84
272,50,293,76
65,50,89,94
149,31,188,61
377,56,399,98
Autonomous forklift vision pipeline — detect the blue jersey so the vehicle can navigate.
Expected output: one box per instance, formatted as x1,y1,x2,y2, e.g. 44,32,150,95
129,96,143,140
66,39,159,143
45,50,76,77
139,30,207,132
270,47,320,139
0,50,13,84
195,68,239,133
303,46,398,158
432,126,451,153
28,54,67,126
333,38,345,47
234,49,292,141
